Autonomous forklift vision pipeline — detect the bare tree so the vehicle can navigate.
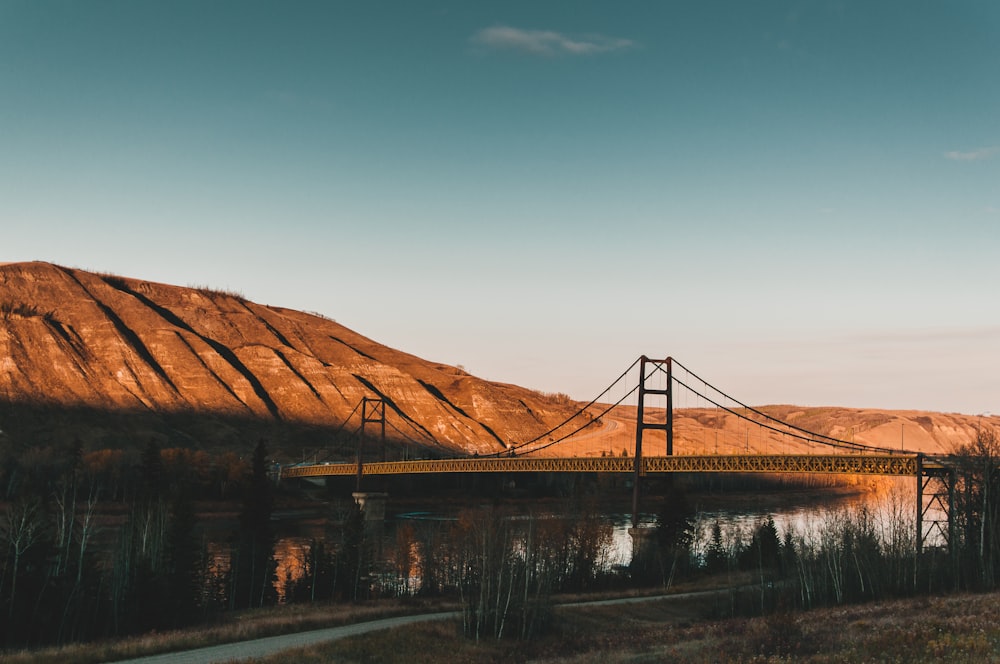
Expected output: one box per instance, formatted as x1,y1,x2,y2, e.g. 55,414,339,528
2,497,43,618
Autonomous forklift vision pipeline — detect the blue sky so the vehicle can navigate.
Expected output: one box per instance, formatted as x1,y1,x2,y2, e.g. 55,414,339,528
2,1,998,414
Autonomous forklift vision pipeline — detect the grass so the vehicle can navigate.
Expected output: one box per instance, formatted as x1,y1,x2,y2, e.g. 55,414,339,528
189,284,247,301
96,272,129,290
231,591,1000,663
0,598,457,664
7,579,1000,663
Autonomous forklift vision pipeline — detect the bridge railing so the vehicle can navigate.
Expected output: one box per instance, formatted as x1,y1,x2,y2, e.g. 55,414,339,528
280,453,939,479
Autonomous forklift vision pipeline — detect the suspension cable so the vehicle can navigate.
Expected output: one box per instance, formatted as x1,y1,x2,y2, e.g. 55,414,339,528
513,382,642,456
665,359,898,451
492,357,642,457
670,372,902,454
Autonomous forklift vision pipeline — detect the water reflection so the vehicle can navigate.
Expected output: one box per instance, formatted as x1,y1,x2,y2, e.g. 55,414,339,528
267,481,930,601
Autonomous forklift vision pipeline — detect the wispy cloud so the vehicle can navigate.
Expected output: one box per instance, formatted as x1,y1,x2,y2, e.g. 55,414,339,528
944,146,1000,161
471,26,634,56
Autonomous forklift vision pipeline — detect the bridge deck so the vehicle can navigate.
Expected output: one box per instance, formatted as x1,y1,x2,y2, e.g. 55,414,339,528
281,454,941,479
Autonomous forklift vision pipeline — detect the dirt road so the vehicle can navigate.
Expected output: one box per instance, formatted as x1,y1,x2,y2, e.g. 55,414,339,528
112,612,457,664
113,590,727,664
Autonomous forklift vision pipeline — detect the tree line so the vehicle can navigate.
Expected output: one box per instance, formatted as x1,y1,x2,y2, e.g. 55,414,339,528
637,428,1000,618
0,439,278,647
3,427,1000,649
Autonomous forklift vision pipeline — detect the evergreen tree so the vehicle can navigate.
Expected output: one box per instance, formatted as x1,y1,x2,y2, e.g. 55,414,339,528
705,520,727,573
165,488,201,626
231,439,276,608
651,480,696,586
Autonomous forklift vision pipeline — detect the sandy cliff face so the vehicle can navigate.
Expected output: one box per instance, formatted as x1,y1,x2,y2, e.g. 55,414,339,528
0,262,576,455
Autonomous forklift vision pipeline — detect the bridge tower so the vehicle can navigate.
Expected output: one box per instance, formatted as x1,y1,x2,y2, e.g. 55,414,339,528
632,356,673,529
916,455,957,555
356,397,386,490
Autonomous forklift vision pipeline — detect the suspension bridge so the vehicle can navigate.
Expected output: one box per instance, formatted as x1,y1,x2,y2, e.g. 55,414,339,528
280,356,957,551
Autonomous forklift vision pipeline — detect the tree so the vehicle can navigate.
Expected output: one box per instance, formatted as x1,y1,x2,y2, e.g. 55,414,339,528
954,427,1000,590
705,520,728,573
231,439,276,609
164,489,202,626
652,480,696,587
1,497,44,620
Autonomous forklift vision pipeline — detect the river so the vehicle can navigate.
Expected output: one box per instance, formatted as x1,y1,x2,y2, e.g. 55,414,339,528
265,477,927,601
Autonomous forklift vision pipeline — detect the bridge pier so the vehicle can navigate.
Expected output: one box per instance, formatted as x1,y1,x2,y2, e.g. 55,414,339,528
352,491,388,562
628,526,657,575
352,491,389,522
916,456,956,554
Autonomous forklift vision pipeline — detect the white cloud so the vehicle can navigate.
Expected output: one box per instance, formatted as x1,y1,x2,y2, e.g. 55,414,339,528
471,26,634,56
944,146,1000,161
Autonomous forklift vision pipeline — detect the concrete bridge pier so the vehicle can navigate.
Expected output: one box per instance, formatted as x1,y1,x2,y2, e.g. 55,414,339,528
352,491,389,522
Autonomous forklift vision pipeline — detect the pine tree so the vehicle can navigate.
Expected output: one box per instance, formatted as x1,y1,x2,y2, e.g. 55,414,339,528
232,439,276,608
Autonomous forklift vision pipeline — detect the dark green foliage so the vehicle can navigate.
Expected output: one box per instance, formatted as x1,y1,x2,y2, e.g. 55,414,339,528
705,520,727,573
231,439,277,609
337,502,368,601
139,439,165,502
740,517,781,573
636,479,696,586
165,489,202,626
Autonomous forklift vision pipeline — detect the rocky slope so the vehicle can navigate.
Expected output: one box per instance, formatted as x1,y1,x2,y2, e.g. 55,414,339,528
0,261,580,456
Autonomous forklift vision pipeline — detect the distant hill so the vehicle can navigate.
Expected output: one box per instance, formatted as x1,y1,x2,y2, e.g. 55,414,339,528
0,261,581,459
0,262,991,464
550,404,989,460
669,404,987,456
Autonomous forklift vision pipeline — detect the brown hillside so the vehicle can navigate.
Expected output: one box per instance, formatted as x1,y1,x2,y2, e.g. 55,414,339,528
0,262,991,463
553,405,993,459
0,261,580,457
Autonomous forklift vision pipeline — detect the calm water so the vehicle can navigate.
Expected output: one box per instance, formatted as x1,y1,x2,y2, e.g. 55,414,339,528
267,479,927,600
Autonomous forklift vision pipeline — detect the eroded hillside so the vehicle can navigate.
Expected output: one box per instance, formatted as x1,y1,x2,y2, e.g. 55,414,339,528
0,262,580,456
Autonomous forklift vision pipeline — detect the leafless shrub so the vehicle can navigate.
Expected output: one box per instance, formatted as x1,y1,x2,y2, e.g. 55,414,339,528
189,284,247,301
0,301,55,321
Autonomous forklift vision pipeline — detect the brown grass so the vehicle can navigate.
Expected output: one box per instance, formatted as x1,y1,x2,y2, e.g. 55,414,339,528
0,598,458,664
232,591,1000,663
8,589,1000,663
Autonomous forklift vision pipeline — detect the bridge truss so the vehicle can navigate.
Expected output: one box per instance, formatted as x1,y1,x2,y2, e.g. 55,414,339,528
281,454,938,479
280,452,930,478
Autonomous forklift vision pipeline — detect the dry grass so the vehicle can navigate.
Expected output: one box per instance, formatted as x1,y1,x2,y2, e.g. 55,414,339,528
0,598,457,664
9,589,1000,663
233,591,1000,664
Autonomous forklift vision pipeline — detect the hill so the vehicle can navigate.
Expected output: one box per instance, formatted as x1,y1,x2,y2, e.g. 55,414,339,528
0,261,990,464
0,261,580,459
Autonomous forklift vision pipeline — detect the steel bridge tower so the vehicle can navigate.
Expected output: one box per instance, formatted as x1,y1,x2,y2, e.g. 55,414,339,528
632,356,673,529
917,456,957,555
356,397,386,490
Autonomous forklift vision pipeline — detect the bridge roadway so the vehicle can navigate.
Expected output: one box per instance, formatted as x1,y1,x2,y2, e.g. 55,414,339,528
281,453,946,480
